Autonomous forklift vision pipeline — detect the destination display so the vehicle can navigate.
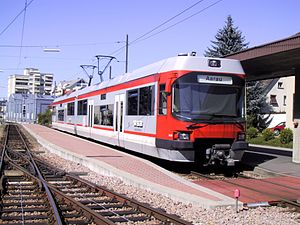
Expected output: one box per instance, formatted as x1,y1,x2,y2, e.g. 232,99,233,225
197,75,233,85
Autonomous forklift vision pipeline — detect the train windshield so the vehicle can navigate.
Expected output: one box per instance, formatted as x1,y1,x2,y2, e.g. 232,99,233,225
172,73,244,122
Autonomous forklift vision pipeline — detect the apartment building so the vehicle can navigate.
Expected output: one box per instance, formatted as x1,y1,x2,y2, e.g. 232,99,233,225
8,68,53,96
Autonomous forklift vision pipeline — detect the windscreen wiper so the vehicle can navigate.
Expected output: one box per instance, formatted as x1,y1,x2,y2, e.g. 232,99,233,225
175,114,192,121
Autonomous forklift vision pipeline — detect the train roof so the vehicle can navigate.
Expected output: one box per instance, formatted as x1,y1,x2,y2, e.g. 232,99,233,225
53,55,244,103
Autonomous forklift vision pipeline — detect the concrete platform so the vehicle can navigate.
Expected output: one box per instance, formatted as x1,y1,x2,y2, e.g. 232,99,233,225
244,145,300,178
23,124,238,209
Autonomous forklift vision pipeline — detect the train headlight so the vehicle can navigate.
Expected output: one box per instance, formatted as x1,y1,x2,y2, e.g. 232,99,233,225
178,132,190,141
236,132,246,141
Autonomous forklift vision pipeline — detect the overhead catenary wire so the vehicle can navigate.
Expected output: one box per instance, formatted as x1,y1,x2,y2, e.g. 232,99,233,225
0,0,35,37
18,0,28,66
110,0,224,57
135,0,224,45
109,0,206,56
92,0,224,81
0,41,119,48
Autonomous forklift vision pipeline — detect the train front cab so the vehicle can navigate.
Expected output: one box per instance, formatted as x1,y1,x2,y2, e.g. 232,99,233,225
155,70,248,166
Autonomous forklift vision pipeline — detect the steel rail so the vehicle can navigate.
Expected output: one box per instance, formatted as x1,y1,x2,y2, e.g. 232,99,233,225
7,159,115,225
0,124,9,174
5,125,63,225
67,173,191,225
12,124,64,225
17,125,191,225
0,124,10,195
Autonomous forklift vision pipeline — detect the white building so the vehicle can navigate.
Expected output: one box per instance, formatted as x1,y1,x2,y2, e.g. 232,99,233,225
264,76,295,128
52,78,87,97
8,68,53,97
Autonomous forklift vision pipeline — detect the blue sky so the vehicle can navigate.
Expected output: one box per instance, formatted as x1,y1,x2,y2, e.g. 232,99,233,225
0,0,299,98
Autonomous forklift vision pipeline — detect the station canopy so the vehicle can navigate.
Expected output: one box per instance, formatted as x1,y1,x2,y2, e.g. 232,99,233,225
224,32,300,81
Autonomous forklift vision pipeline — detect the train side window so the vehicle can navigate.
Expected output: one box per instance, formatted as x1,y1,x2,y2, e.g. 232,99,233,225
139,86,154,115
127,86,154,116
67,102,75,115
78,99,87,115
127,89,138,115
58,110,64,121
101,94,106,100
159,84,167,115
94,104,113,126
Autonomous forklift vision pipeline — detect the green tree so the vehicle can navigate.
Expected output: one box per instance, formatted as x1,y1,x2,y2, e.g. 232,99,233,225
204,15,248,57
246,81,273,130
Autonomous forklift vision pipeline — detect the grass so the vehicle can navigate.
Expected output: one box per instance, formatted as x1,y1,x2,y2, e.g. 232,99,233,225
248,135,293,149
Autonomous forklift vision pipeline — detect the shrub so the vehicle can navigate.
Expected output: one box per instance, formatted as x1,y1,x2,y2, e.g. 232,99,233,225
37,109,52,126
262,128,275,141
247,127,258,139
280,128,293,144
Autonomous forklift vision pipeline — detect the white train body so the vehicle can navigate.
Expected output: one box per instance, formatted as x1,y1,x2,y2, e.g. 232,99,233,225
52,55,247,165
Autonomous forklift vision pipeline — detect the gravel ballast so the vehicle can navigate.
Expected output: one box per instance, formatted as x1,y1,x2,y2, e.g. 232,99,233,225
37,149,300,225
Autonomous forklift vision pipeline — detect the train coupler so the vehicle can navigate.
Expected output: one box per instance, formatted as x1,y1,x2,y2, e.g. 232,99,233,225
205,142,247,166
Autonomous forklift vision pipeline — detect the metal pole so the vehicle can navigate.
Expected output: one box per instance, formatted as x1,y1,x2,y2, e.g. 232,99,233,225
125,34,129,73
109,66,112,80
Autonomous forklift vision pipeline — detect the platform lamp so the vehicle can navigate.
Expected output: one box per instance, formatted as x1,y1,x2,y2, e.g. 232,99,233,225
43,48,61,53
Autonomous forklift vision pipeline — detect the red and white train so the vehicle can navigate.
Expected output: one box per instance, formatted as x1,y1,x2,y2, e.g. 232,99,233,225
51,54,248,166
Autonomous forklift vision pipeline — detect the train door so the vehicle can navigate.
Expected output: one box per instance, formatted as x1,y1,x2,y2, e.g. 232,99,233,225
114,94,125,147
87,100,94,137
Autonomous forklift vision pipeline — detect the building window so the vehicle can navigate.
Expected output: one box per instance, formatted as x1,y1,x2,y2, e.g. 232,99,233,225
94,104,114,126
58,110,64,121
127,85,155,116
67,102,75,115
77,99,87,115
159,84,167,115
283,95,287,106
270,95,278,107
277,82,283,89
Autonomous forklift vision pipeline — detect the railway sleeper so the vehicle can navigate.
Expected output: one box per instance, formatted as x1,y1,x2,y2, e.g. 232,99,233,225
64,218,91,225
60,188,90,193
47,180,73,185
0,214,50,221
62,212,86,218
58,204,76,212
1,207,49,213
2,201,47,207
109,215,150,223
43,175,65,180
67,194,103,199
97,209,138,217
77,198,116,205
87,202,124,209
0,220,49,225
4,186,38,191
2,195,45,201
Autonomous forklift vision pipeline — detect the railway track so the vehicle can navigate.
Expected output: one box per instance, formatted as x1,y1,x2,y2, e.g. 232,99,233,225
190,171,300,213
0,124,191,224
